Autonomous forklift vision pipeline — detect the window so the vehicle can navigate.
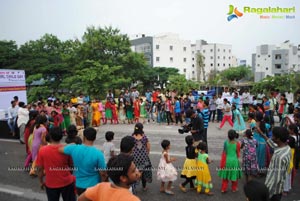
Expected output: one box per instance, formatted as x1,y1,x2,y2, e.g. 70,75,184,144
217,56,220,59
223,56,226,60
229,56,231,59
217,63,220,67
218,49,220,52
210,49,213,52
223,63,225,67
135,43,151,53
257,55,260,58
275,64,281,69
229,64,231,67
192,58,194,61
183,58,187,62
183,47,187,51
210,56,213,59
275,54,282,59
192,71,195,74
223,49,226,52
156,57,160,62
268,55,271,57
192,51,194,54
169,45,173,51
183,68,186,72
257,64,260,67
170,57,173,62
229,49,231,53
192,64,195,67
203,50,206,53
156,45,159,50
266,67,269,70
210,63,213,67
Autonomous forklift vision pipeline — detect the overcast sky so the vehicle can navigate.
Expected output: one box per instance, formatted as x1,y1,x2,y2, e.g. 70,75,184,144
1,0,299,64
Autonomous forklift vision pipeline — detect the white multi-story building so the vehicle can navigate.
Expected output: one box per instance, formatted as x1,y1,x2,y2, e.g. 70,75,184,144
153,33,192,79
131,33,193,79
253,41,300,82
191,40,237,81
130,33,238,82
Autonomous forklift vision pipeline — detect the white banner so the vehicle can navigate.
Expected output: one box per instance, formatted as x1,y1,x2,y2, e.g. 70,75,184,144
0,69,27,112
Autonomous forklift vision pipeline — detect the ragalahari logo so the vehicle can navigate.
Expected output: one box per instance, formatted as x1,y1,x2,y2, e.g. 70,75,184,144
227,5,243,21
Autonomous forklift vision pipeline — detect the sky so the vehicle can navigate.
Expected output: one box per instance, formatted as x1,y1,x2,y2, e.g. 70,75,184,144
1,0,299,65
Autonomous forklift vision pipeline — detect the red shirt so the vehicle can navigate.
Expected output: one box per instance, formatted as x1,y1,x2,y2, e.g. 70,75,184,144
36,144,74,188
152,92,159,102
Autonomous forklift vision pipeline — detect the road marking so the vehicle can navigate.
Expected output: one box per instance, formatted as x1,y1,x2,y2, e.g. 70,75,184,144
0,139,19,143
0,187,24,196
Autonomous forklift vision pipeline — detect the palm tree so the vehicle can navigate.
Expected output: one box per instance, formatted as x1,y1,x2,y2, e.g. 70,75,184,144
196,53,205,82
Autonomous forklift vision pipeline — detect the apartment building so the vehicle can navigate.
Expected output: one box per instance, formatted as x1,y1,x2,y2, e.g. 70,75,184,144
130,33,238,82
191,40,237,81
252,41,300,82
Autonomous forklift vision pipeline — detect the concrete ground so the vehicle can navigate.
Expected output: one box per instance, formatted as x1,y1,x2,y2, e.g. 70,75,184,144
0,121,299,201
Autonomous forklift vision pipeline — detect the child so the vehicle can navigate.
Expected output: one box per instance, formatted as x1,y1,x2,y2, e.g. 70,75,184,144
195,142,213,195
198,100,210,151
105,99,113,124
118,102,126,124
180,135,197,192
133,97,140,123
111,100,119,124
61,104,71,134
126,100,134,124
140,98,147,124
65,124,82,145
103,131,115,164
240,129,258,182
218,129,242,193
157,139,177,195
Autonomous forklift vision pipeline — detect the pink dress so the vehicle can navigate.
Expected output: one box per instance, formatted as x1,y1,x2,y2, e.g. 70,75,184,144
31,126,47,161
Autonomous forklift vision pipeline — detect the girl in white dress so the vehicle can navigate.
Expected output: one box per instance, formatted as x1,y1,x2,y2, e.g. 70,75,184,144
157,139,177,195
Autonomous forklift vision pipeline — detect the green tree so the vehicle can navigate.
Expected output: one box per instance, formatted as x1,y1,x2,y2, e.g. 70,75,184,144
151,67,179,89
252,73,299,94
168,74,199,95
220,66,252,82
0,40,18,68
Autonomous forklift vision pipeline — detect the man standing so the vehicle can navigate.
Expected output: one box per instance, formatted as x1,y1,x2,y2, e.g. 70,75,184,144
36,127,76,201
257,127,291,201
185,109,204,148
60,127,107,195
269,92,277,126
17,102,29,144
242,89,250,115
7,100,18,136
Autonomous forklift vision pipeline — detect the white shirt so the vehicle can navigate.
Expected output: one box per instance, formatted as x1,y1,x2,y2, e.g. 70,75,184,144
7,106,18,119
285,92,294,104
17,107,29,127
216,98,224,109
242,92,250,104
77,96,84,104
224,103,232,116
222,92,231,97
103,141,115,164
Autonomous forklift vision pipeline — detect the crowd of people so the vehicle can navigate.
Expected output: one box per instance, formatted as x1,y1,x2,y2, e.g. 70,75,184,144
5,87,300,201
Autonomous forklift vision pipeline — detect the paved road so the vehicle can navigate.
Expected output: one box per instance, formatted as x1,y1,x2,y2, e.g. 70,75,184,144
0,122,299,201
